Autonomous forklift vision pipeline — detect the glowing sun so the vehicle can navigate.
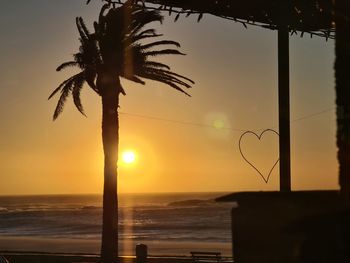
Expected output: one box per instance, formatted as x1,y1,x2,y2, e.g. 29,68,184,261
122,151,136,164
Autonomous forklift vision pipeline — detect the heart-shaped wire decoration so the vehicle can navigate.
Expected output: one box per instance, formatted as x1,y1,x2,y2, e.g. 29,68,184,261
239,129,280,183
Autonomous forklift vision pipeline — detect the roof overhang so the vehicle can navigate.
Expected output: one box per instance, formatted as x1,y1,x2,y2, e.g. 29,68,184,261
141,0,336,39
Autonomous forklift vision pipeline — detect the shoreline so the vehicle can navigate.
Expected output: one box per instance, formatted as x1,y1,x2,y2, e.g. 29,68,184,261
0,252,195,263
0,236,232,257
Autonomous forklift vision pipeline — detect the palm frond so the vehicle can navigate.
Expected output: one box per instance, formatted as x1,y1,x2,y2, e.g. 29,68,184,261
143,61,170,70
142,69,192,88
144,49,186,57
76,17,89,41
139,72,191,96
72,74,86,116
49,73,81,100
130,33,163,43
56,61,78,72
121,74,146,85
78,17,91,37
74,33,101,69
129,9,163,36
146,68,195,84
131,7,163,25
99,3,111,26
52,71,86,120
140,40,181,51
49,79,70,100
128,28,162,43
136,29,157,37
120,86,127,96
53,86,71,120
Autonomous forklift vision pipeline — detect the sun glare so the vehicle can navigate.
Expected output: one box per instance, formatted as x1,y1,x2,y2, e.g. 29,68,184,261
122,151,136,164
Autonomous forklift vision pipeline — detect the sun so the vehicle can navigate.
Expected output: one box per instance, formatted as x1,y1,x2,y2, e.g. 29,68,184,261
122,151,136,164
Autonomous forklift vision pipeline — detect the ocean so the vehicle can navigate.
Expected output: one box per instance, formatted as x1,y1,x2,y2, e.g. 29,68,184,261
0,193,233,245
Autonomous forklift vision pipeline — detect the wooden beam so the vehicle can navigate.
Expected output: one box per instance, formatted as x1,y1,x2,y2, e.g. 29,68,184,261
278,27,291,192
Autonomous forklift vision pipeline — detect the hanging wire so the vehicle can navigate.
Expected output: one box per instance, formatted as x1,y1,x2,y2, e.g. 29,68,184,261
119,111,247,132
119,106,335,133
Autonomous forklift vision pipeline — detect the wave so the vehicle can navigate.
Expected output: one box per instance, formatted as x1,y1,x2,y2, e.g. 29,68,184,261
167,199,216,207
81,205,101,210
0,193,232,243
0,207,8,213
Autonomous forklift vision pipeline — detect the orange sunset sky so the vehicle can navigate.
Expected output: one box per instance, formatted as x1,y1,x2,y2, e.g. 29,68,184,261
0,0,338,195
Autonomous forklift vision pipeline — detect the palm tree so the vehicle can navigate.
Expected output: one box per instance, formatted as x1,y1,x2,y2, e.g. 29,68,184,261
335,0,350,201
49,1,193,262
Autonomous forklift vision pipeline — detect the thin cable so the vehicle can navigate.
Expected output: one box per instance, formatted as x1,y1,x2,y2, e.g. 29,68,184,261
120,106,335,133
254,107,334,132
119,111,247,132
291,107,334,123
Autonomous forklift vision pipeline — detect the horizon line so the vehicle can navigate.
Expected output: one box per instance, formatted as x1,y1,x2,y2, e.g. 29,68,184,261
0,191,233,197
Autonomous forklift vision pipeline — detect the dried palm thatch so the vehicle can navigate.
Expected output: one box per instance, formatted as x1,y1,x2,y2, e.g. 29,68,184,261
96,0,338,39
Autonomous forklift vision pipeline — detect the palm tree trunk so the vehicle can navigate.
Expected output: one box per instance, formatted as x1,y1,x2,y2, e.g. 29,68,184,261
335,0,350,200
100,72,121,263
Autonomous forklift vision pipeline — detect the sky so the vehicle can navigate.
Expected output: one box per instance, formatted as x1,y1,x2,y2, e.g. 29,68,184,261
0,0,338,195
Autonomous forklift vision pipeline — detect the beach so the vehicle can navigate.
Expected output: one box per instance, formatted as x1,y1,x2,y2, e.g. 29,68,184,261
2,253,193,263
0,236,232,262
0,193,232,262
0,236,231,256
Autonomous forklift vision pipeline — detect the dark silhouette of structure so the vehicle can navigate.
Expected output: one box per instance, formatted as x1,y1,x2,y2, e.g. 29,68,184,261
335,1,350,200
217,191,350,263
50,1,193,262
136,243,148,263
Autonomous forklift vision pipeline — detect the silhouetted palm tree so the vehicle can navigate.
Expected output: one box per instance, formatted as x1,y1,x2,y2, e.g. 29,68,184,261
49,2,193,262
335,0,350,200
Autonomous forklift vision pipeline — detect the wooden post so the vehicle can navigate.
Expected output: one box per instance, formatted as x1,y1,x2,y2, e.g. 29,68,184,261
278,27,291,192
335,0,350,199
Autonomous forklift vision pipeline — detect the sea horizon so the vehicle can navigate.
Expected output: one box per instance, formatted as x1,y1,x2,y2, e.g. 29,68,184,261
0,192,233,255
0,191,232,197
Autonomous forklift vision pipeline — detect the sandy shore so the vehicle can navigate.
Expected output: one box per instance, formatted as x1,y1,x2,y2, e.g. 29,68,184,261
0,253,193,263
0,236,232,257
